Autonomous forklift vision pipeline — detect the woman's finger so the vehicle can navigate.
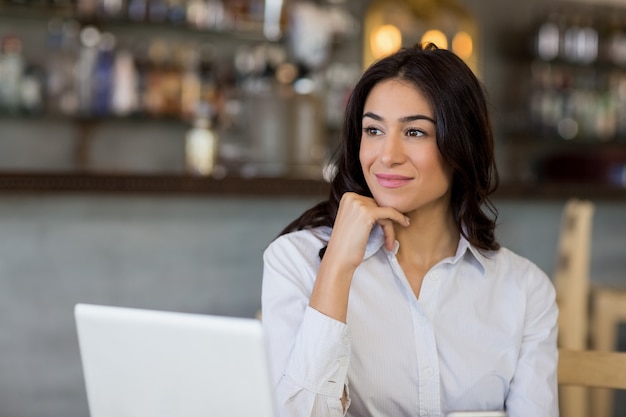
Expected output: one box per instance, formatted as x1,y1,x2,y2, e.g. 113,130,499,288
378,219,397,251
332,192,411,258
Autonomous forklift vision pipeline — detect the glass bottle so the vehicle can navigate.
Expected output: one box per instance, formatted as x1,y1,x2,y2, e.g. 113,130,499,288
185,104,218,176
536,12,563,61
20,64,44,115
92,33,116,116
77,26,102,115
0,35,25,113
53,19,80,116
180,45,201,121
111,48,139,116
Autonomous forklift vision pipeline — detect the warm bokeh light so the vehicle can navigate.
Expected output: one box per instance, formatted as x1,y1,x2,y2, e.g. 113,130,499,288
275,62,298,84
452,31,473,59
370,24,402,59
421,29,448,50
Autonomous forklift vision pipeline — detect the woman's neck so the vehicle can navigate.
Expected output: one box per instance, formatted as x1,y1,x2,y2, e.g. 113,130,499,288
394,207,460,269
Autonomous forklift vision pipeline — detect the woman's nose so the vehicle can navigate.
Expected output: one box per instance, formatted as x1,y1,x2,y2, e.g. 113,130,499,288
380,134,405,166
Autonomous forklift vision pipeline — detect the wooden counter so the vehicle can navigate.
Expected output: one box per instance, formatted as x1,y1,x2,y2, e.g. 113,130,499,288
1,172,626,200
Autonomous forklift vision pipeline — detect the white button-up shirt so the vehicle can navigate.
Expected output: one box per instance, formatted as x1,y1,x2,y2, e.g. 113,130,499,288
262,225,558,417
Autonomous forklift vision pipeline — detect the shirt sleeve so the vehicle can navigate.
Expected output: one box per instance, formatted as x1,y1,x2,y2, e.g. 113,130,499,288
505,263,559,417
262,237,352,417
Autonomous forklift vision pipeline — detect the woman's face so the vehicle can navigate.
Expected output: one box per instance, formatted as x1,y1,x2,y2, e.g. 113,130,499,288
359,78,453,215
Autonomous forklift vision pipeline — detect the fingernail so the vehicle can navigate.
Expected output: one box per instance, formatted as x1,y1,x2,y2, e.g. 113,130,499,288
404,216,410,225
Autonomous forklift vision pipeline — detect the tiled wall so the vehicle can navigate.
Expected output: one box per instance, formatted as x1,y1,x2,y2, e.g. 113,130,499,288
0,194,624,417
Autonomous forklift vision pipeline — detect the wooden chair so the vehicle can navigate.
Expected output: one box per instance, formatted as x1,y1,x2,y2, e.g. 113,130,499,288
589,285,626,417
553,199,594,417
559,348,626,390
554,200,626,417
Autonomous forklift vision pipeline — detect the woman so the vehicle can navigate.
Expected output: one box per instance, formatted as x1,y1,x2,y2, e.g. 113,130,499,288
261,43,558,417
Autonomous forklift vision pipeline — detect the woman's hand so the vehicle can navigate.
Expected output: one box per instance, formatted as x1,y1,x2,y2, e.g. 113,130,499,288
328,192,410,266
309,192,410,323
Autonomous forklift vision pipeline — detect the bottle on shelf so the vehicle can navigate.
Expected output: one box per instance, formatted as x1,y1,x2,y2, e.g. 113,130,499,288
528,3,626,143
185,103,218,176
180,45,201,121
92,32,116,116
111,47,139,116
45,18,80,115
142,39,169,116
76,0,98,20
0,35,25,114
98,0,125,20
127,0,148,21
147,0,168,23
165,0,186,24
186,0,239,31
142,38,184,118
20,64,44,115
605,13,626,66
76,25,101,115
535,10,563,62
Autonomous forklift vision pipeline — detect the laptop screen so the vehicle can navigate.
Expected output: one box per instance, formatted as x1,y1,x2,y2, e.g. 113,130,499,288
74,303,276,417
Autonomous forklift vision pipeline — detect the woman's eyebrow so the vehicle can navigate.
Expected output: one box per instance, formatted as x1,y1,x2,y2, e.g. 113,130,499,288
362,112,436,125
362,112,383,121
399,114,436,124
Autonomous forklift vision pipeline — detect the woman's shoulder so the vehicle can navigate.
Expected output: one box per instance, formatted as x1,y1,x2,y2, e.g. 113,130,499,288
264,226,331,260
476,245,546,276
485,246,553,286
276,225,332,245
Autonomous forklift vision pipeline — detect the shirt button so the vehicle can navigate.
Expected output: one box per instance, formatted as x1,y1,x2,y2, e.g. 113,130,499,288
423,367,434,377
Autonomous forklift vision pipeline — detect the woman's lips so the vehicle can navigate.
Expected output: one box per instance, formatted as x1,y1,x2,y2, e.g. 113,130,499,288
375,173,413,188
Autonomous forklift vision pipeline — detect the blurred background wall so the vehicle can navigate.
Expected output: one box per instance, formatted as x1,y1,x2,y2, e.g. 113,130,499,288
1,0,626,416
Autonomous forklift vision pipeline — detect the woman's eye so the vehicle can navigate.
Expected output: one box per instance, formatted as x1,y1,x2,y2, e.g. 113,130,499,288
363,127,382,136
406,128,425,137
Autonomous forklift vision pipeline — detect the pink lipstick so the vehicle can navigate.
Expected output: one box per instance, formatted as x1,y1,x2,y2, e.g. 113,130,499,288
375,173,412,188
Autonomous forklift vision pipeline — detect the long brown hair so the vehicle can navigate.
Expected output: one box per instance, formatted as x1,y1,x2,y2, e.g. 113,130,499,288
280,43,500,253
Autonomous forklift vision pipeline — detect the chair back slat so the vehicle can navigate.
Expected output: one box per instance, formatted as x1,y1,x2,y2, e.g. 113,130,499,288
554,199,594,350
554,200,595,417
558,349,626,390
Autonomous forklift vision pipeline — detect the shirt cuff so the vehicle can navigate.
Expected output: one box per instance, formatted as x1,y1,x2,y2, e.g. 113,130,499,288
284,306,351,398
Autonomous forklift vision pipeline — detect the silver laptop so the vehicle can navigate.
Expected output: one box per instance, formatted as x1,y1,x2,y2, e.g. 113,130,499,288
74,303,276,417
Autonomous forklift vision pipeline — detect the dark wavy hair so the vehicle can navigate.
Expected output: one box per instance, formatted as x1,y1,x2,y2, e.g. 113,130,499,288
281,43,500,253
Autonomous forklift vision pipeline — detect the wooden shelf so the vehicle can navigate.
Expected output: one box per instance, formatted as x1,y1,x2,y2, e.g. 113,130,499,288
493,181,626,201
0,172,625,200
0,172,331,197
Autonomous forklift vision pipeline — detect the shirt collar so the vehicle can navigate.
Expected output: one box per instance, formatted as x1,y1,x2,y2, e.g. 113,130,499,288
364,225,386,259
364,224,489,277
453,234,489,277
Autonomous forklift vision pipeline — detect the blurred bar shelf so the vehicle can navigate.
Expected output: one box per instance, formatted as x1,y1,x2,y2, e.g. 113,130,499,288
1,172,626,200
493,182,626,201
0,2,269,42
0,172,331,197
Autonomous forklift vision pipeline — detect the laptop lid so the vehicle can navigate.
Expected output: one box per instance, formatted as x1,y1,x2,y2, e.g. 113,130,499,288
74,303,276,417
